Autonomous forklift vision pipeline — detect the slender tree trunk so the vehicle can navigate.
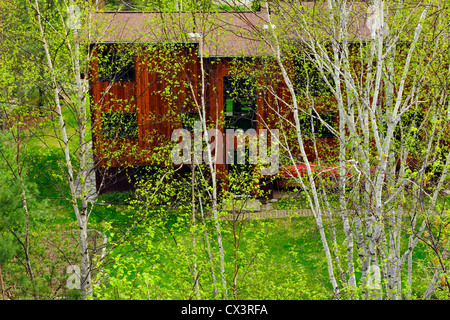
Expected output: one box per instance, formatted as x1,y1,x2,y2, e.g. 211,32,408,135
195,31,228,299
0,264,5,300
191,155,200,299
32,0,93,299
264,1,341,298
12,125,38,299
198,193,219,298
72,7,93,299
78,214,91,298
18,162,37,299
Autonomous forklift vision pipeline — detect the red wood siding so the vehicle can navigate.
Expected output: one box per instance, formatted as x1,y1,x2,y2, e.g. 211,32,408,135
90,44,340,175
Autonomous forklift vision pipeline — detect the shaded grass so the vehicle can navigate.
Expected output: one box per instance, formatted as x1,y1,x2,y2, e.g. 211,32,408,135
92,208,333,299
15,103,447,299
20,103,94,221
87,191,442,299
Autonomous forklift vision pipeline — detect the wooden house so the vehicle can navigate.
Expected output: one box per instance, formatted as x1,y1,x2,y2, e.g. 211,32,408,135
87,4,373,194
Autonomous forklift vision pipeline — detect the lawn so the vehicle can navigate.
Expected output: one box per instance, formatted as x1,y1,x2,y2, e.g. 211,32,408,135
87,197,437,300
88,207,332,300
6,105,443,300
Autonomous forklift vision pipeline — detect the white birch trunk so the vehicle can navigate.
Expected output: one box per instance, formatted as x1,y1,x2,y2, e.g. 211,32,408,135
264,1,341,298
188,30,228,298
33,0,93,298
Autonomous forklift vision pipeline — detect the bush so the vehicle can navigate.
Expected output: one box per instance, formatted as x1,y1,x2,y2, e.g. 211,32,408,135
97,191,134,205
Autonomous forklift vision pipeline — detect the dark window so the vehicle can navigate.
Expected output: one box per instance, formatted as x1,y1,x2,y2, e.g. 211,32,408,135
299,112,335,138
133,165,161,181
98,47,135,82
180,112,201,133
101,112,138,139
295,55,333,97
223,76,257,131
393,111,423,141
227,149,252,176
316,113,335,138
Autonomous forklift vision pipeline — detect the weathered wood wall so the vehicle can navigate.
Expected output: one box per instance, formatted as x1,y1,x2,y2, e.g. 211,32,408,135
89,43,339,192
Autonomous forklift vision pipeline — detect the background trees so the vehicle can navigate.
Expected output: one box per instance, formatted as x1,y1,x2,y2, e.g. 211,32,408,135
0,0,449,300
226,0,450,299
0,0,102,299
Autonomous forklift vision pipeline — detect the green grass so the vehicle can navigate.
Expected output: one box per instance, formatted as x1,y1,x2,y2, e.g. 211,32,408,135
12,103,447,299
82,188,445,300
90,208,334,299
2,103,102,239
274,196,311,210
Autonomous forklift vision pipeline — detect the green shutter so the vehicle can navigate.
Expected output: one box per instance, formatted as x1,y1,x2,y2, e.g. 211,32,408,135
226,99,234,113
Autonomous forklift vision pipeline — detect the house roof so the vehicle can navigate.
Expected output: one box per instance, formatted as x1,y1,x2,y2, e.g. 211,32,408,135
88,10,272,57
87,3,373,57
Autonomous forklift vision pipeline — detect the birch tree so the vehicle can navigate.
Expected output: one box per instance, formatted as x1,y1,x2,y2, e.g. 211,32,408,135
227,0,450,299
2,0,102,299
